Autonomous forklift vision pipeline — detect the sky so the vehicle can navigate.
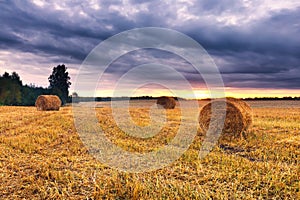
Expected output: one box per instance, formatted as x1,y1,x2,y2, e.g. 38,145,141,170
0,0,300,98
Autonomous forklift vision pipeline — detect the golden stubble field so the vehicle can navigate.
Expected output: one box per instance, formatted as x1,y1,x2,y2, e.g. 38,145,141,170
0,100,299,199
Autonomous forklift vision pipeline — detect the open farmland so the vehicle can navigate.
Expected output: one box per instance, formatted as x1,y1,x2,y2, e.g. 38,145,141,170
0,100,299,199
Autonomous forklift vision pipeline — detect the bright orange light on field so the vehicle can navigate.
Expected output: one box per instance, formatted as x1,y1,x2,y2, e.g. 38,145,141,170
188,90,209,99
224,88,300,99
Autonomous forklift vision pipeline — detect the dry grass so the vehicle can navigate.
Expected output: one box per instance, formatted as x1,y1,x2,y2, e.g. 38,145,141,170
0,101,299,199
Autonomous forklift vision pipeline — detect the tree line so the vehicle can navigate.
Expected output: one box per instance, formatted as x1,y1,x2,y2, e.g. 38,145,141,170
243,97,300,100
0,64,71,106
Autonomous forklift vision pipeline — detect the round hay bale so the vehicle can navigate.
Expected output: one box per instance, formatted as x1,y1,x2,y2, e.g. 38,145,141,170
35,95,61,111
156,96,176,109
198,97,252,140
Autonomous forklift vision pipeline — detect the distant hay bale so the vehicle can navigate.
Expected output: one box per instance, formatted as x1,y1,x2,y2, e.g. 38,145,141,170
198,97,252,140
35,95,61,111
157,96,176,109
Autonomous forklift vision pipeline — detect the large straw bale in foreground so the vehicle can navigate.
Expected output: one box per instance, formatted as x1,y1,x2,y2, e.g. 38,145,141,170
156,96,176,109
199,97,252,139
35,95,61,111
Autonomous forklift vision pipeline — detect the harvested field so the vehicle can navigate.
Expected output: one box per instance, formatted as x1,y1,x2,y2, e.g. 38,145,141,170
0,100,299,199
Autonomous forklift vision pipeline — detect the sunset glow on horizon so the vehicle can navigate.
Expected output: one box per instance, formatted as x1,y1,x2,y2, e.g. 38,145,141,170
91,87,300,99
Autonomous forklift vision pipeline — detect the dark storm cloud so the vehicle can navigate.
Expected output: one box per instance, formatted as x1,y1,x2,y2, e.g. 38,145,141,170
223,67,300,89
184,9,300,57
0,1,88,60
104,48,201,83
177,5,300,89
0,0,299,90
0,0,135,61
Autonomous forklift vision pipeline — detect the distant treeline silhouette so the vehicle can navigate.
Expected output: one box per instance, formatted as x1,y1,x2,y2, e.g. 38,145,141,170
0,64,71,106
243,97,300,100
74,96,300,103
0,72,49,106
73,96,179,102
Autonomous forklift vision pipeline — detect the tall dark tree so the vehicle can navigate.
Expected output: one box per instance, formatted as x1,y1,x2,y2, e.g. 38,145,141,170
48,64,71,105
0,72,22,105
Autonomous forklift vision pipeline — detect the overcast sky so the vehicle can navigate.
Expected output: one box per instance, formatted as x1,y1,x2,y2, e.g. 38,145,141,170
0,0,300,97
